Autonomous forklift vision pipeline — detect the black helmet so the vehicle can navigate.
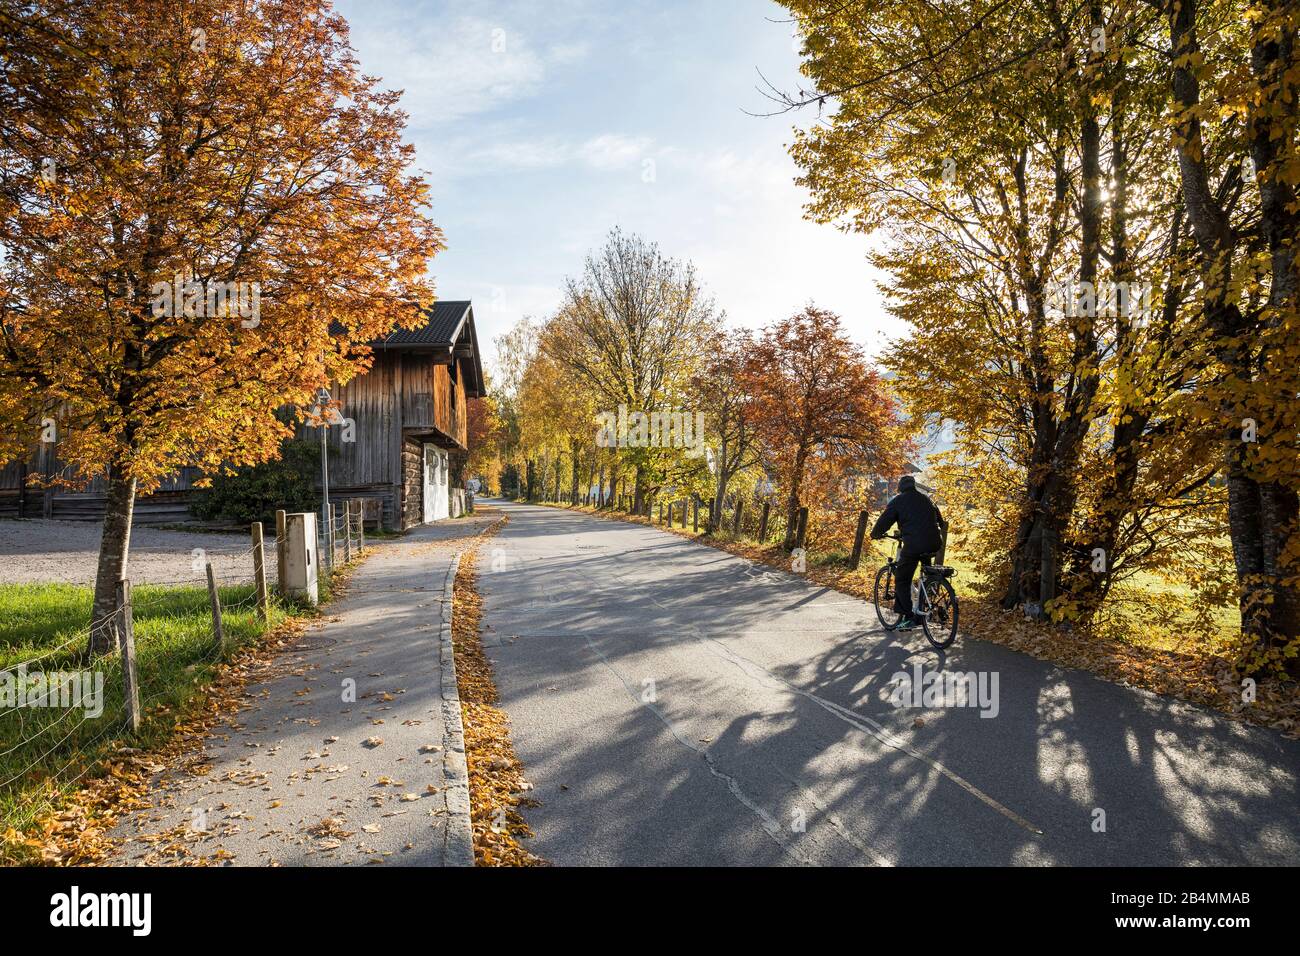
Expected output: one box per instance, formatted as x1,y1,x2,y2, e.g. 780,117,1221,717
897,475,916,492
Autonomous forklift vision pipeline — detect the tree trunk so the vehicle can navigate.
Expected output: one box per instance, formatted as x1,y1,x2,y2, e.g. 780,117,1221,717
710,433,729,534
781,449,807,551
632,463,644,514
89,467,137,656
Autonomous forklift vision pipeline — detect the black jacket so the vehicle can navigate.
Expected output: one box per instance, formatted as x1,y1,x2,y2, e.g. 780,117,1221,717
871,488,946,555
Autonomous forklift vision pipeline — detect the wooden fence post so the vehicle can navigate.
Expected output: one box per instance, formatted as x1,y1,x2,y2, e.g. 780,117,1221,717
116,578,140,732
331,502,338,564
733,499,744,536
692,498,699,532
937,526,948,566
758,501,771,542
358,500,366,551
205,562,225,651
849,510,870,571
794,507,809,551
41,442,53,519
319,504,330,572
251,521,270,622
343,500,353,563
275,509,287,595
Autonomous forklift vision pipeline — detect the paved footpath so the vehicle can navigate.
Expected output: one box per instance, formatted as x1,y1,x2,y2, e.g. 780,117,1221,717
110,513,497,866
481,500,1300,866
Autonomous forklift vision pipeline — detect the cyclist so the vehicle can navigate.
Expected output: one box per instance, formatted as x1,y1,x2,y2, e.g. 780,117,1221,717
871,475,948,630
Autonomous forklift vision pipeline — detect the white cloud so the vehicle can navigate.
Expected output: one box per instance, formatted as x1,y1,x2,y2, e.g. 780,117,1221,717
345,15,585,125
421,131,657,180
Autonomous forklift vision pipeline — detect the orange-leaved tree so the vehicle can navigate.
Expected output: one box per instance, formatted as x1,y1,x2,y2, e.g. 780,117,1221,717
743,306,911,550
466,393,505,496
0,0,442,653
689,326,760,532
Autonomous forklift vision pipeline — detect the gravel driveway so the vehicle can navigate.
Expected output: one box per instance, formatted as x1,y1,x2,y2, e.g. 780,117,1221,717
0,518,275,587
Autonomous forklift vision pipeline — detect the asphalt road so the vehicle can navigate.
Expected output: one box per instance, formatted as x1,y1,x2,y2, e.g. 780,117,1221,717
480,499,1300,866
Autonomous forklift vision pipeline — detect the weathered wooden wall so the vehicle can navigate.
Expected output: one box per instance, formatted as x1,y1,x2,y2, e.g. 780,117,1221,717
397,355,467,449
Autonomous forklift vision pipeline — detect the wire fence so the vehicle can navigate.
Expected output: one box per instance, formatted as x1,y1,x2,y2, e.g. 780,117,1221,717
537,485,943,589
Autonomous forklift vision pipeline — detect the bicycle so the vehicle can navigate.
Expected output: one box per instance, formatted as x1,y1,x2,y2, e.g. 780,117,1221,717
872,533,959,649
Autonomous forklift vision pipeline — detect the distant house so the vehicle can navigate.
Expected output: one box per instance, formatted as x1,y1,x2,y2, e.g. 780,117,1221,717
870,461,930,506
0,300,485,531
311,300,485,530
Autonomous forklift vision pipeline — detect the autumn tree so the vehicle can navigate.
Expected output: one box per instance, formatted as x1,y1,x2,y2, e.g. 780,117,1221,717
466,393,504,494
1160,0,1300,671
744,306,910,551
519,319,597,503
492,317,538,498
542,229,719,511
777,0,1297,672
689,327,761,532
0,0,442,653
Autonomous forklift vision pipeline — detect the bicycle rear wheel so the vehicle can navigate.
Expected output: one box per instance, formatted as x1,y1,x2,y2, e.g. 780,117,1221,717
873,564,902,630
920,576,959,649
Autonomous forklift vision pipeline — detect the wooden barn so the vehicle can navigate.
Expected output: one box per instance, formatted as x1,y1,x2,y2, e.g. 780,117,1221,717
311,300,485,530
0,300,485,531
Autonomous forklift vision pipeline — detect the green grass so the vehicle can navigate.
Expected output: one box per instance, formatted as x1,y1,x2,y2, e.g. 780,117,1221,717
0,580,293,848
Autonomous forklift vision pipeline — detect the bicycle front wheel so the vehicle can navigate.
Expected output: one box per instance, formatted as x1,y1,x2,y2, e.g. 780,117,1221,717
921,576,959,649
873,564,902,630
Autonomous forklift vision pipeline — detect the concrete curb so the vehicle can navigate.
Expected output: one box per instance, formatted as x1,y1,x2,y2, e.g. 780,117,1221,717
438,552,475,867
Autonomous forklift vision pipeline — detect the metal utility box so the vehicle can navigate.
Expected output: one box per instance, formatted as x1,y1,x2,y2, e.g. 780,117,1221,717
284,512,319,605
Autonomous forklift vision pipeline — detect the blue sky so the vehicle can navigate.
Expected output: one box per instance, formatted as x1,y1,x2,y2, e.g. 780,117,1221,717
334,0,906,371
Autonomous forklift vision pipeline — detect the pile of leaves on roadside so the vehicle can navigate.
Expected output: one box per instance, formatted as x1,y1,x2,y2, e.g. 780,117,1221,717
452,520,546,867
549,500,1299,740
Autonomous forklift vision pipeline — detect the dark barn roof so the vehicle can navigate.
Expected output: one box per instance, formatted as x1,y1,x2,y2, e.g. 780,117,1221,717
358,300,485,398
373,300,472,348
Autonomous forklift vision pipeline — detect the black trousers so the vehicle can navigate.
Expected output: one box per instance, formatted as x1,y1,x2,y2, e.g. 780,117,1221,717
894,550,932,617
